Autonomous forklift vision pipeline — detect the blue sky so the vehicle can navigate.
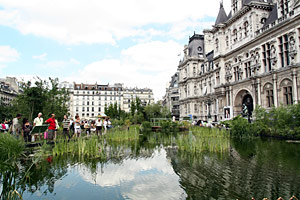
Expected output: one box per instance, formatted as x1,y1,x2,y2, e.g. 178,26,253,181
0,0,231,99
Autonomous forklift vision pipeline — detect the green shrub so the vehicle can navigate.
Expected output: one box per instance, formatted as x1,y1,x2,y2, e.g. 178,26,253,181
230,116,254,137
140,121,152,133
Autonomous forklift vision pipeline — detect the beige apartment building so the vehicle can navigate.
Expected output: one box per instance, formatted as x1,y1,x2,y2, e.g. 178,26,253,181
59,82,154,119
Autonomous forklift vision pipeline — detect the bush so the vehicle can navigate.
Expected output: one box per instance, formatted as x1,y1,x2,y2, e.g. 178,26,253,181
230,116,254,137
229,104,300,139
140,121,152,133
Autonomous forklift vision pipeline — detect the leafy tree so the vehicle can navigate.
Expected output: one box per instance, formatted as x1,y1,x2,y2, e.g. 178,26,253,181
11,77,69,122
130,99,136,116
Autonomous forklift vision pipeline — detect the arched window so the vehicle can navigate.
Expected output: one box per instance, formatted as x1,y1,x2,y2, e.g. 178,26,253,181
215,38,219,52
233,29,238,43
244,21,249,37
226,36,229,47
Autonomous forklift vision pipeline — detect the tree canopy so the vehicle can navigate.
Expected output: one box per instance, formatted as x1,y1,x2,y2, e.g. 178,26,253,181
2,77,70,122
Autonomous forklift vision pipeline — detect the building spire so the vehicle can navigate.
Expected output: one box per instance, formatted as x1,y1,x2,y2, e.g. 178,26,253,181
215,0,228,25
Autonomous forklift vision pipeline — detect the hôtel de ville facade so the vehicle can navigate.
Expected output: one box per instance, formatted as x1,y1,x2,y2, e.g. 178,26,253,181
178,0,300,121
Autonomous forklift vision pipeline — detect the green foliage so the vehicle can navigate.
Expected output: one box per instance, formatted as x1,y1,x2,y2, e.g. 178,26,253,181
176,127,230,153
0,102,14,121
0,134,40,199
11,77,69,122
230,116,254,137
228,104,300,139
160,120,180,134
140,121,152,133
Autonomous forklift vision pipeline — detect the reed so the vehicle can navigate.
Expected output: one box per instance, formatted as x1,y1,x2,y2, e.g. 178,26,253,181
176,127,230,153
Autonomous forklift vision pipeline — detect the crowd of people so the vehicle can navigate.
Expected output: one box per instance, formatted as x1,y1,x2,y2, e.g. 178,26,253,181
1,112,112,142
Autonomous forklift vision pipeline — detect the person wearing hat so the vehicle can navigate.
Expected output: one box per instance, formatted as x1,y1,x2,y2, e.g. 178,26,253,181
12,114,22,138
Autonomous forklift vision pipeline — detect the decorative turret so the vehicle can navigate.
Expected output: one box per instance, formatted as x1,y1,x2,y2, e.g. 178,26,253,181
215,2,228,25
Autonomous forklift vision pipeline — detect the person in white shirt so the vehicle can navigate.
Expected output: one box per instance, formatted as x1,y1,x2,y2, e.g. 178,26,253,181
74,116,81,137
12,114,22,138
95,117,103,136
103,119,108,134
107,118,112,129
33,113,43,126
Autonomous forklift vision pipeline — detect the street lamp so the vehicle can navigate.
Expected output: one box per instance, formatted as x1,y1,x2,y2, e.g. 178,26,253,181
206,97,212,121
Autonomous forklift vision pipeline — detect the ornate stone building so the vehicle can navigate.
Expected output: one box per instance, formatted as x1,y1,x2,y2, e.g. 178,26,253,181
178,0,300,121
163,72,180,120
0,77,20,106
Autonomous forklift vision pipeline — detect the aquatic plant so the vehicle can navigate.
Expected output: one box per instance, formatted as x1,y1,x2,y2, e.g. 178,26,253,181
0,134,41,199
176,127,230,153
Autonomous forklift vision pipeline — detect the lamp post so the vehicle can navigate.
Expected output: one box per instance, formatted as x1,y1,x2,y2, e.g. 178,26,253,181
206,97,212,122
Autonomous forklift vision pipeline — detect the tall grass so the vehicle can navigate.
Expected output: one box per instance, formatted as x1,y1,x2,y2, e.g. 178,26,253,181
0,134,41,200
176,127,230,153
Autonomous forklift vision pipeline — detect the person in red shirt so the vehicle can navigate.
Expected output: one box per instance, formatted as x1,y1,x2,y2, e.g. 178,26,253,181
45,114,56,140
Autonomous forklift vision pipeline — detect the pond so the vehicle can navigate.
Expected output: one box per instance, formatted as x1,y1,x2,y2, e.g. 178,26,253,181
3,132,300,200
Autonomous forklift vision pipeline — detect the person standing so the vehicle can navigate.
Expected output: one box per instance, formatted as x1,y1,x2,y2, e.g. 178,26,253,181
62,115,71,139
22,118,32,142
84,121,90,136
33,112,44,140
45,114,56,140
12,114,22,138
103,118,108,134
74,115,81,137
107,118,112,130
95,117,103,136
33,112,43,126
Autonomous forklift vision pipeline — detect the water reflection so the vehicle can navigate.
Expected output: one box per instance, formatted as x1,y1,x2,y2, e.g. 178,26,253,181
168,138,300,200
18,136,300,200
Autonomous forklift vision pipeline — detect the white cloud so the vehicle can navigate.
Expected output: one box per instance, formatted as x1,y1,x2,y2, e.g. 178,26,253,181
40,60,68,68
32,52,47,60
78,148,187,200
0,45,19,62
65,40,182,99
70,58,80,65
0,0,230,45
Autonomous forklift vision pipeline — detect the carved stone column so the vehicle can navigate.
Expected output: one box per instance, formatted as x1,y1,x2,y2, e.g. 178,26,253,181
273,74,278,107
257,78,261,106
292,68,298,104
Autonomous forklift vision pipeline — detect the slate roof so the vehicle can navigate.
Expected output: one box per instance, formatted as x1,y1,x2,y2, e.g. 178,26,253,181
215,3,228,25
188,33,205,57
263,3,278,27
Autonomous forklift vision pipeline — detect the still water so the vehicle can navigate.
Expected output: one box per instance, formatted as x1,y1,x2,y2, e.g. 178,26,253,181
22,138,300,200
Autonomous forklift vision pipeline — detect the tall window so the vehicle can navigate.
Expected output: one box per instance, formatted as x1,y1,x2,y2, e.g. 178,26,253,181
194,84,197,95
280,0,289,16
215,38,219,52
226,36,229,47
262,43,272,72
233,29,238,43
216,72,220,85
284,86,293,105
266,89,274,107
233,66,240,81
194,104,198,113
244,61,251,78
232,0,238,13
244,21,249,37
279,34,290,67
